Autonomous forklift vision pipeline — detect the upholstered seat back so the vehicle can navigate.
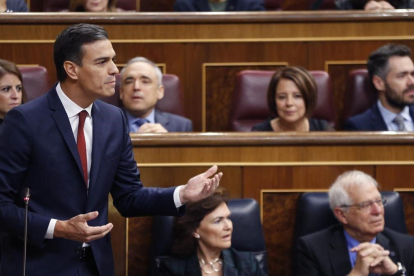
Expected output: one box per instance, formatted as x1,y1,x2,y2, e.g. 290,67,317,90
229,70,336,131
19,66,51,102
150,199,268,275
343,69,377,121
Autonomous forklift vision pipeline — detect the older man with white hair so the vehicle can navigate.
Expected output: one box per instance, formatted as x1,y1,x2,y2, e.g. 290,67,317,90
294,170,414,276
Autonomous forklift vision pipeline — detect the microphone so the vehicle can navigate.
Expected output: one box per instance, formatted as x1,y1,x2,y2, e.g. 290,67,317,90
23,188,30,276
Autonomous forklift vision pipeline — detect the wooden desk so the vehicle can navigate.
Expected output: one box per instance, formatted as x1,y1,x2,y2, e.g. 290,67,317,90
108,132,414,275
2,11,414,130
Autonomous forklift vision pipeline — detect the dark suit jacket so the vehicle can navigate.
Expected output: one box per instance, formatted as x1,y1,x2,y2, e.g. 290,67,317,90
157,247,267,276
0,87,182,276
294,225,414,276
252,118,331,131
6,0,28,11
123,108,193,132
344,103,414,131
174,0,265,11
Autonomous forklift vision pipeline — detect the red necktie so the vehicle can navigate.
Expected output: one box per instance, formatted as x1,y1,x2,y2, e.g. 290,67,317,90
77,110,88,185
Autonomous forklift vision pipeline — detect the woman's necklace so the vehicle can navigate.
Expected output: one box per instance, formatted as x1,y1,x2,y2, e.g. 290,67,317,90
199,257,223,274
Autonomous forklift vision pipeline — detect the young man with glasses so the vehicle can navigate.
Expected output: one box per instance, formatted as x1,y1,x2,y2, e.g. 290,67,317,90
294,170,414,276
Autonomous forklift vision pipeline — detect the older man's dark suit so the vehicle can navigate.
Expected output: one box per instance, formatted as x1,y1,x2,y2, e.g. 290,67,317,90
123,109,193,132
0,87,181,276
294,225,414,276
344,103,414,131
174,0,265,11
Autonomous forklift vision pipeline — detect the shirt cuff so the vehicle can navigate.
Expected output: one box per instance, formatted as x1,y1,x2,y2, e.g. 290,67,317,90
173,185,185,208
45,219,57,239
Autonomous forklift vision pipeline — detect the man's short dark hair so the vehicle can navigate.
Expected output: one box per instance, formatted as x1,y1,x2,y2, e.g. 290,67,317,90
367,44,412,82
54,23,108,82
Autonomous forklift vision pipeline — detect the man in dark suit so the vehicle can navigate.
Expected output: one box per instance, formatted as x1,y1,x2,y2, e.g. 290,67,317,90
0,23,222,276
295,171,414,276
119,57,192,133
174,0,265,12
345,44,414,131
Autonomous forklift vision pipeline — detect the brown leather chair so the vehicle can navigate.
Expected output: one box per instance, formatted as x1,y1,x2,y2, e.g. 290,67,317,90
101,73,185,116
19,66,51,102
229,70,336,131
43,0,136,11
342,69,377,121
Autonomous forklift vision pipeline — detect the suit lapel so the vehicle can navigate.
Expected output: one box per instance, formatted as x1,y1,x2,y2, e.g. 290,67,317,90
377,232,398,264
89,102,105,192
154,110,169,127
222,249,237,276
371,104,389,131
48,88,84,178
329,228,353,276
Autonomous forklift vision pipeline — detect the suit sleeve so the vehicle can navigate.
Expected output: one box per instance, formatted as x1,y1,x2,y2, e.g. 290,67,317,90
0,109,51,248
185,119,193,131
110,109,182,217
404,237,414,276
293,237,321,276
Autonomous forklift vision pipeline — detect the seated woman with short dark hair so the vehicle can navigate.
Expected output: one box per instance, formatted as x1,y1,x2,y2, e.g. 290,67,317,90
252,66,332,132
157,188,267,276
0,59,26,126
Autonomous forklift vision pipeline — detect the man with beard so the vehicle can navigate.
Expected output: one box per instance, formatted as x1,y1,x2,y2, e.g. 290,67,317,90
294,171,414,276
344,44,414,131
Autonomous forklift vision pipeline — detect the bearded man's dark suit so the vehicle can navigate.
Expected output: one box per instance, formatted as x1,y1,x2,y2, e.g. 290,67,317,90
0,87,182,276
294,225,414,276
344,103,414,131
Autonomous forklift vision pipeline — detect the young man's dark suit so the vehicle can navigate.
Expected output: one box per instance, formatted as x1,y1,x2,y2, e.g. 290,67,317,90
295,225,414,276
344,103,414,131
122,108,193,132
174,0,265,11
0,86,182,276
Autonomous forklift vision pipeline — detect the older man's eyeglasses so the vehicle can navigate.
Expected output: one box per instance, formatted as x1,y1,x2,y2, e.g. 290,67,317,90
340,198,387,212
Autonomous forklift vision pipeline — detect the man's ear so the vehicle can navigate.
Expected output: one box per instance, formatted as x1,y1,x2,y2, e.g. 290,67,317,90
63,61,79,81
372,75,385,92
334,207,348,225
157,85,165,100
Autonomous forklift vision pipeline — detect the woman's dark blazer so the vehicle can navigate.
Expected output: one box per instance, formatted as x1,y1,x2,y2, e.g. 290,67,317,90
157,247,267,276
251,118,331,131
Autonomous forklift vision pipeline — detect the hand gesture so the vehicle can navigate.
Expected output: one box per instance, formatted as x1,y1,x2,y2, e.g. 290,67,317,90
54,211,113,243
179,165,223,203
